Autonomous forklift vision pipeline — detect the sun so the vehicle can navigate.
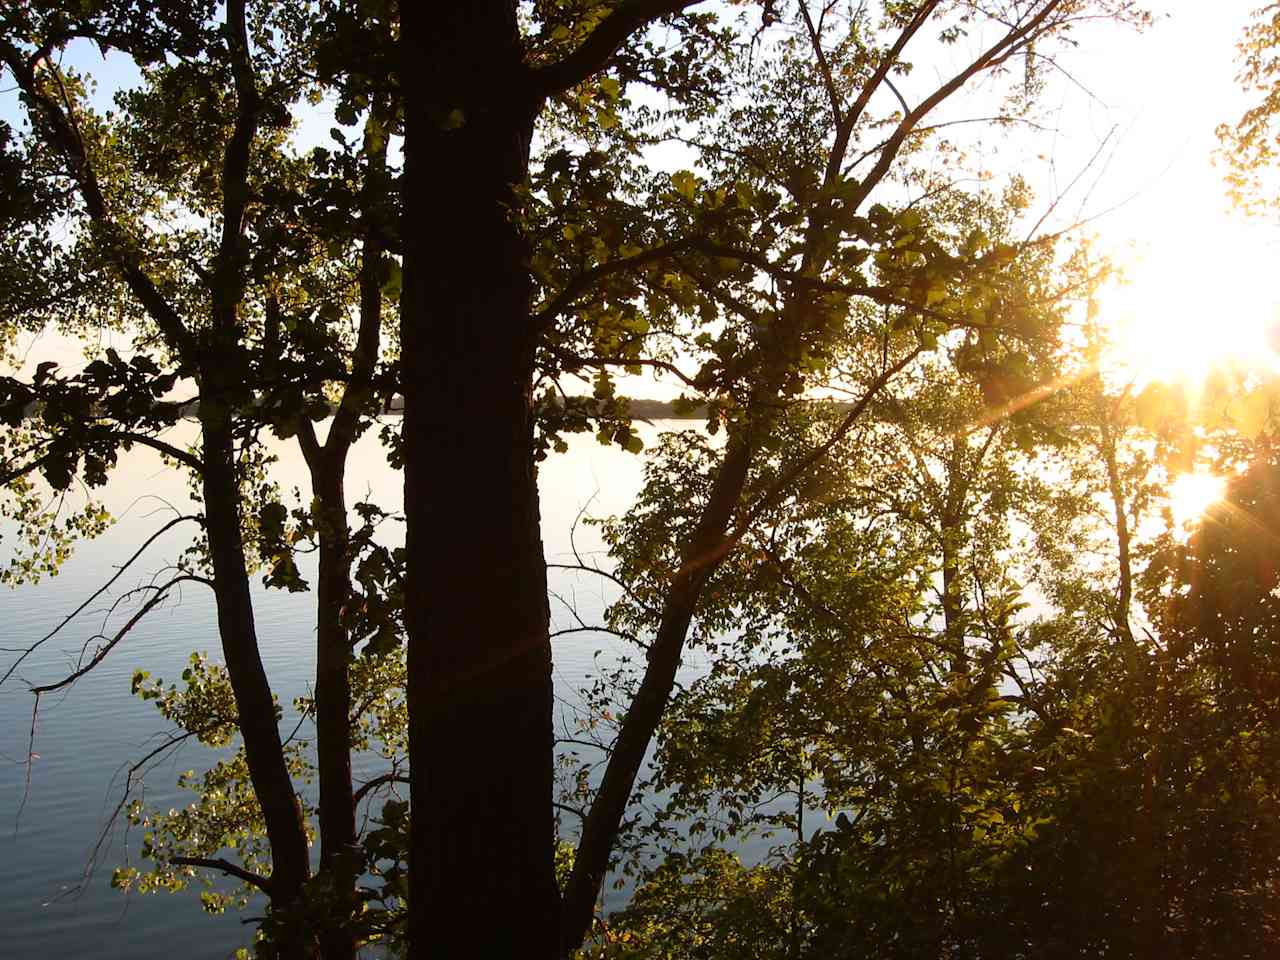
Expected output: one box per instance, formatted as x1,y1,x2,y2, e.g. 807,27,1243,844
1167,470,1227,528
1102,223,1280,389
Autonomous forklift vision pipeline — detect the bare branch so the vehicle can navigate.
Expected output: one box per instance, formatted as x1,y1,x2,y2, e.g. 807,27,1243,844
29,576,208,695
556,737,613,754
553,801,588,822
0,515,202,689
551,625,648,650
846,1,1067,215
548,562,660,619
352,772,409,808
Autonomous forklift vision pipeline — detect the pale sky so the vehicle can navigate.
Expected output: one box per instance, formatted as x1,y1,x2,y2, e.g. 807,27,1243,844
1003,1,1280,381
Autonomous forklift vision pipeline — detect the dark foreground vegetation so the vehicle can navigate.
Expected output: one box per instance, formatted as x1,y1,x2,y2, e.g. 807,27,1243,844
3,1,1280,957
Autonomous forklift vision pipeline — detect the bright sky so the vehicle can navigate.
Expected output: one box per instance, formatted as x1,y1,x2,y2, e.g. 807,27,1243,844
5,5,1277,440
4,3,1272,378
1026,1,1280,384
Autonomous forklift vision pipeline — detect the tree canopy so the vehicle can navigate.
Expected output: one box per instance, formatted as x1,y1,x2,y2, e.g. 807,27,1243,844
9,2,1280,960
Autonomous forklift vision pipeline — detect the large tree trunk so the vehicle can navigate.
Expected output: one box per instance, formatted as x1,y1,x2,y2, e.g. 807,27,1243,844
198,412,312,951
401,3,559,956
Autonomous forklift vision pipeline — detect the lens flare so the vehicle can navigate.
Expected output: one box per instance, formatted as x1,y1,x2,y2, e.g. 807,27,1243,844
1168,470,1227,528
1103,226,1280,389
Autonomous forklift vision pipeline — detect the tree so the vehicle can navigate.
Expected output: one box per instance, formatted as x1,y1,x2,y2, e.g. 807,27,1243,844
400,2,1144,955
1221,0,1280,213
587,296,1092,957
0,4,404,956
1,2,1146,957
571,293,1280,958
0,4,312,947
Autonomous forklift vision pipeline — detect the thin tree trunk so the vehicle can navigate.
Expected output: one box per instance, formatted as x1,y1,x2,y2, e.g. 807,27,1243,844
561,430,753,950
1098,395,1136,654
299,99,390,960
1095,385,1161,955
199,412,312,950
311,456,358,960
401,3,558,956
200,3,315,944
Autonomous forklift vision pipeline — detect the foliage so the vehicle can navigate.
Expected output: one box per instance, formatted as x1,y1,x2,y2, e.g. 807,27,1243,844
4,2,1223,958
587,321,1280,958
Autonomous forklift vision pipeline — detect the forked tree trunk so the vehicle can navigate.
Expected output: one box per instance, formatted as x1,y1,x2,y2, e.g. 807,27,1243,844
302,100,390,960
401,4,559,956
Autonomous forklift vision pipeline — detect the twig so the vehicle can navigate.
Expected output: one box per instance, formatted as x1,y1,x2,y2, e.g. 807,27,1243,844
352,771,409,808
29,575,207,695
554,802,588,822
1,514,201,689
548,562,660,618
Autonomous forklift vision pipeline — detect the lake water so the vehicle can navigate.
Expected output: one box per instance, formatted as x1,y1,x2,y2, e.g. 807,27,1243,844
0,423,688,958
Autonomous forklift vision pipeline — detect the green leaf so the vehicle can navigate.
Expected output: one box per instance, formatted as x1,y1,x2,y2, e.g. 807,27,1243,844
671,169,698,200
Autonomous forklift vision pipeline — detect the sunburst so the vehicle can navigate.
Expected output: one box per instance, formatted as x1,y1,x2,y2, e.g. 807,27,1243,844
1167,470,1227,528
1103,227,1280,389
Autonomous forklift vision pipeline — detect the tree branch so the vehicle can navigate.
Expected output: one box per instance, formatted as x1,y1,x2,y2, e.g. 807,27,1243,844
548,562,660,618
210,0,260,328
845,1,1066,215
0,515,202,689
109,432,203,472
329,97,391,455
553,802,588,822
28,576,208,695
535,236,703,332
0,40,196,358
169,857,273,896
529,0,705,99
800,2,843,126
546,345,700,390
0,450,54,487
680,346,922,582
352,772,409,808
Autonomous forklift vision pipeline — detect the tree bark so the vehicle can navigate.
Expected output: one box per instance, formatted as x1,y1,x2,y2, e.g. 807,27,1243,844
401,3,559,956
198,410,312,950
310,454,358,960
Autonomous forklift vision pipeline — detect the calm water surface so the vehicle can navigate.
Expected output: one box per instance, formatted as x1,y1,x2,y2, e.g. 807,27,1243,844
0,425,678,958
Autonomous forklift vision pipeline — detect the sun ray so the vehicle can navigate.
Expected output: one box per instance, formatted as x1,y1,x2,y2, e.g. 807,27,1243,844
1102,225,1280,390
1168,470,1227,529
960,362,1100,437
